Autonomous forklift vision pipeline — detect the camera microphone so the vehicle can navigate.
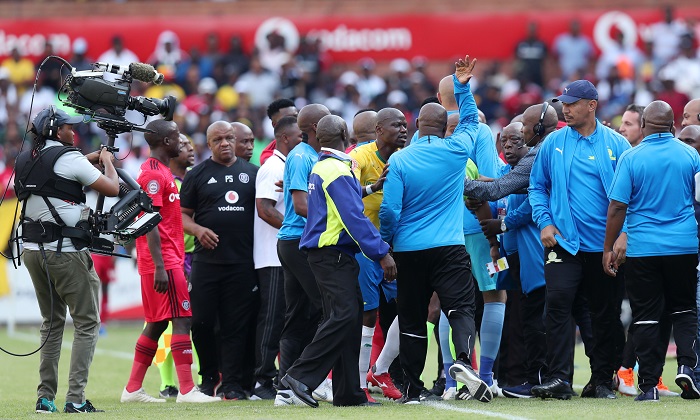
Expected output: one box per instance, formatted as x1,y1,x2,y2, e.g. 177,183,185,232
128,63,164,85
93,62,164,85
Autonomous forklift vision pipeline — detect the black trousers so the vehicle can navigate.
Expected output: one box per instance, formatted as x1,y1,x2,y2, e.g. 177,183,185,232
254,266,286,384
543,245,624,386
287,248,366,406
394,245,477,399
277,239,323,384
190,261,259,393
498,253,526,387
626,254,699,392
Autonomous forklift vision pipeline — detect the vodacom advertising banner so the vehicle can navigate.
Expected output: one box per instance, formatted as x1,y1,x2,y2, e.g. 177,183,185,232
1,9,700,64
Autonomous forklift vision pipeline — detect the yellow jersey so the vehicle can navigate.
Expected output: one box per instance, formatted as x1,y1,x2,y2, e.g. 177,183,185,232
350,142,386,229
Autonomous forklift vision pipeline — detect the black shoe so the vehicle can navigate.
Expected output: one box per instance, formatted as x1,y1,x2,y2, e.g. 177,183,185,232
159,385,179,398
580,381,595,398
281,374,318,408
594,384,616,399
250,382,276,400
64,400,104,413
420,387,442,401
676,365,700,399
635,387,660,402
531,379,573,400
398,394,420,405
429,377,446,396
216,389,247,400
456,385,473,400
199,374,222,396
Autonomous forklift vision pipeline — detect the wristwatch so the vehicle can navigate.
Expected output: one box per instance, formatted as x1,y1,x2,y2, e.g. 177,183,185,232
500,219,507,232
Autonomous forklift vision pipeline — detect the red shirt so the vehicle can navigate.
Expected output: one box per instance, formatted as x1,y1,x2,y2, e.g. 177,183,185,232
260,140,276,165
135,158,184,275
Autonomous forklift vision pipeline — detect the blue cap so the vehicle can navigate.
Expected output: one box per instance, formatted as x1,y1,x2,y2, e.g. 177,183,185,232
553,80,598,104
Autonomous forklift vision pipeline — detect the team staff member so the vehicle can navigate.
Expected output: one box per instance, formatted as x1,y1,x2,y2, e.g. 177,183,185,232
350,107,404,402
346,109,377,153
180,121,259,400
682,98,700,128
274,104,332,405
251,116,302,400
618,104,645,147
380,55,493,404
18,107,119,413
604,101,700,401
281,115,397,408
122,119,219,405
232,122,255,162
463,103,558,201
529,80,629,400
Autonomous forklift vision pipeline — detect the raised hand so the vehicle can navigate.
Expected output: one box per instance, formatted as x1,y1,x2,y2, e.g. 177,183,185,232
455,55,477,85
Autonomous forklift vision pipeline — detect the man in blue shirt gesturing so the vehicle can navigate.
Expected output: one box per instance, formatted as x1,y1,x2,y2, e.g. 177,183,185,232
380,55,493,404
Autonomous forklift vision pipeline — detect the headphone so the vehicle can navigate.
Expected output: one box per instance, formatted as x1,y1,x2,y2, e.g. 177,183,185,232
533,101,549,137
42,105,59,138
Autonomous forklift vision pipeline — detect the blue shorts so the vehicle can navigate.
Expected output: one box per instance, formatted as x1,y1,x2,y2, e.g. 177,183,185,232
464,233,496,292
356,252,397,311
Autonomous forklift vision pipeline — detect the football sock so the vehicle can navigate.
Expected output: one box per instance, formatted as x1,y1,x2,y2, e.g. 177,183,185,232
374,316,400,374
171,334,195,394
126,335,158,392
359,326,374,388
439,312,457,389
479,302,505,386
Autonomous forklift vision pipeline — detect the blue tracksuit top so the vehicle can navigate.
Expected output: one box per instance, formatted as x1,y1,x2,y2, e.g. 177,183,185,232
380,75,479,251
529,121,631,255
504,193,545,294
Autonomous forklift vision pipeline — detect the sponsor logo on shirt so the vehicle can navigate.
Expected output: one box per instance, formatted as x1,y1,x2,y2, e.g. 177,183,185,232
239,173,250,183
218,205,245,212
225,190,239,204
147,180,159,194
207,177,217,184
169,192,180,202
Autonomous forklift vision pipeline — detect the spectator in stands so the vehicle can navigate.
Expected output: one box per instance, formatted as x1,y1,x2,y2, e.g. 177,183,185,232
221,35,250,78
356,58,386,107
97,35,139,82
553,19,594,81
595,27,642,82
658,34,700,100
514,22,547,87
649,5,689,66
0,67,18,128
656,79,690,128
149,31,187,72
236,56,281,110
71,38,93,71
1,47,35,94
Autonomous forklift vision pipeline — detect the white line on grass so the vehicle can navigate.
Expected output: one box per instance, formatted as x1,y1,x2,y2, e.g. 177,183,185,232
9,331,133,360
427,401,531,420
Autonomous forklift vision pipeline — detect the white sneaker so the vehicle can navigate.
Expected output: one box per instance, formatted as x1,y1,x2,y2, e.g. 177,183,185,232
449,361,493,403
490,382,502,398
120,387,166,403
442,386,457,400
312,378,333,403
176,387,222,403
274,389,305,406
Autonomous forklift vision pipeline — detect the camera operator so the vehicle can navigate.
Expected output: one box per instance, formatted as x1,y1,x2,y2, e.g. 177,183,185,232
15,106,120,413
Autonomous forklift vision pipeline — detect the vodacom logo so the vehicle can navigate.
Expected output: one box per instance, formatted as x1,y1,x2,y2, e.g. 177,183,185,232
225,191,239,204
255,17,412,54
593,11,638,53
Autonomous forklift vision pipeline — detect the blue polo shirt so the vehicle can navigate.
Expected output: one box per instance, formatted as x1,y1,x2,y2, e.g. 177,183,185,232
608,132,700,257
277,142,318,240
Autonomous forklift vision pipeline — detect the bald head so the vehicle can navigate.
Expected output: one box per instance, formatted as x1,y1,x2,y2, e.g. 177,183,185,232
206,120,232,139
679,125,700,155
522,103,558,146
316,115,348,150
437,75,457,111
298,104,331,134
417,103,448,138
682,99,700,128
641,100,674,137
445,113,460,137
353,110,378,143
231,122,254,161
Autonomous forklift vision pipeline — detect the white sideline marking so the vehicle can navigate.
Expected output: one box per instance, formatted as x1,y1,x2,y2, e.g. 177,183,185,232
427,401,531,420
9,331,133,360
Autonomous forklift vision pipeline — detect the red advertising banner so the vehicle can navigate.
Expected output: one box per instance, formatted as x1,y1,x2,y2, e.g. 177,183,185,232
1,9,699,63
